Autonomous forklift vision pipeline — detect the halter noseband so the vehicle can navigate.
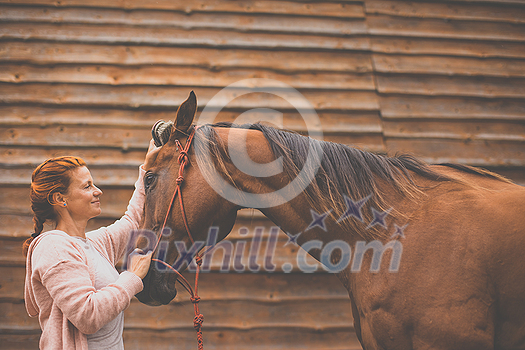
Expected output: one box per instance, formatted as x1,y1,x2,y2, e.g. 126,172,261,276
150,124,206,350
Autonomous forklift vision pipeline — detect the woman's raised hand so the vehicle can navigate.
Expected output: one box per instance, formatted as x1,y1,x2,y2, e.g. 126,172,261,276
144,139,161,171
128,248,153,279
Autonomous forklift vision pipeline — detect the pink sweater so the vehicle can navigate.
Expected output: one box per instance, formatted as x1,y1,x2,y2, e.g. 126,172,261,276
25,166,146,350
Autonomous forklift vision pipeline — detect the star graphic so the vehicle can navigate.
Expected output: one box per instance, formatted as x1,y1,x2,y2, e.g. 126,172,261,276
366,207,392,230
337,194,371,223
305,209,332,232
284,232,301,246
391,223,408,239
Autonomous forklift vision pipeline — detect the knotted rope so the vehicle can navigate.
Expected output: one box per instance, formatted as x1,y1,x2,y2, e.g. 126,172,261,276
150,125,206,350
151,256,205,350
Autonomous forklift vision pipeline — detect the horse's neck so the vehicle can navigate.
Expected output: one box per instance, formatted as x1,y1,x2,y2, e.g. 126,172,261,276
215,126,288,193
215,126,420,243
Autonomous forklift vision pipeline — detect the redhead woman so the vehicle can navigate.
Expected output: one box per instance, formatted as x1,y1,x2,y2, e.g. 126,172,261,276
23,140,160,350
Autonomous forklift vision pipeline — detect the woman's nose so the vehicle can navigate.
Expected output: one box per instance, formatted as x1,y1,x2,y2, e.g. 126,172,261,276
94,186,103,196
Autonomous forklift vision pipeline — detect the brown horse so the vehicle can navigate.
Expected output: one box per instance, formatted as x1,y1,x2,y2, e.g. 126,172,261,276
136,92,525,350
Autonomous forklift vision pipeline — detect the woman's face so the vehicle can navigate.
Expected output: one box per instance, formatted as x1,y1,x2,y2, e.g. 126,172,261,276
64,166,103,221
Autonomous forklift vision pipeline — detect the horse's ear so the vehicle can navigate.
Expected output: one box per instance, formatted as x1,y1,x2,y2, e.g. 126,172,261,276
174,91,197,134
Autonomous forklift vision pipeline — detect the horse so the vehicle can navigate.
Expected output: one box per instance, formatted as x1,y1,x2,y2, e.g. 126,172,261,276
135,91,525,350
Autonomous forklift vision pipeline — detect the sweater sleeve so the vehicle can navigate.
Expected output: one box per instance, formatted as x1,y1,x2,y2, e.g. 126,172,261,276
37,237,143,335
88,165,146,265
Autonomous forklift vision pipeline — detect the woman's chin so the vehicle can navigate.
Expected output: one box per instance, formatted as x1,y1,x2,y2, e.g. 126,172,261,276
89,209,102,219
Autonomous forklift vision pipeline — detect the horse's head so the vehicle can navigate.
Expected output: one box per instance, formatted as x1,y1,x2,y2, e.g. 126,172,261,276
135,91,239,306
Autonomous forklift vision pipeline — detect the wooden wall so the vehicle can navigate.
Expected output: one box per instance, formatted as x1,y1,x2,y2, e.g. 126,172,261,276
1,0,524,349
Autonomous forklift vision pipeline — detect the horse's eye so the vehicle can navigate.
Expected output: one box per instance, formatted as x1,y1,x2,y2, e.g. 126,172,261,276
144,173,157,191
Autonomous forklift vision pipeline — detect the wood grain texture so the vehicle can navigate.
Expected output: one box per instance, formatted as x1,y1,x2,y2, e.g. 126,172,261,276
0,0,365,18
0,64,376,90
0,42,374,72
0,22,371,50
379,95,525,119
370,36,525,58
0,83,380,110
367,14,525,41
0,5,366,35
365,1,525,23
373,54,525,77
376,74,525,98
2,0,525,348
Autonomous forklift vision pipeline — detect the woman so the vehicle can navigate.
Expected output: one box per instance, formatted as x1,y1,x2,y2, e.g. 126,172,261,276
24,140,159,350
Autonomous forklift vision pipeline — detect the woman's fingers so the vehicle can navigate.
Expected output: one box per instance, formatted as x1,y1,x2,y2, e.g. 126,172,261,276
147,139,156,153
144,139,162,170
128,250,153,279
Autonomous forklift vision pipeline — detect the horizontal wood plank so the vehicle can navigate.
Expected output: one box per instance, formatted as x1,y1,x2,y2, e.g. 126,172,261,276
376,74,525,98
370,36,525,58
0,64,376,90
0,83,380,110
0,330,363,350
382,119,525,142
127,299,353,330
2,292,353,330
438,0,524,5
122,328,362,350
0,333,41,350
0,42,374,73
0,5,366,35
0,22,371,51
365,1,525,23
0,124,151,150
379,95,525,120
373,54,525,77
367,14,525,42
0,0,365,18
0,106,382,130
0,128,385,156
385,138,525,166
0,145,148,167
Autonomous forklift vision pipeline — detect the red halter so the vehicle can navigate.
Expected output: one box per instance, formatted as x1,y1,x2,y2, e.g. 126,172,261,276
150,125,206,350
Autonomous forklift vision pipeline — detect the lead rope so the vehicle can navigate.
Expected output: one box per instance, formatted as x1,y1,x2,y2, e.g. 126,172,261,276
151,257,205,350
149,126,205,350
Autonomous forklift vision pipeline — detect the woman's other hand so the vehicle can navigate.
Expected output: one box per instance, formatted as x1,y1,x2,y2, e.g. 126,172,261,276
128,249,153,279
144,139,161,171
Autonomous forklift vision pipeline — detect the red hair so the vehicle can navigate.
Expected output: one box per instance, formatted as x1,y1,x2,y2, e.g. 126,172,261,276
22,156,87,257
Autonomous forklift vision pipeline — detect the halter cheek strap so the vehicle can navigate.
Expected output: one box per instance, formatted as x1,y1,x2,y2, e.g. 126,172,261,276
150,125,206,350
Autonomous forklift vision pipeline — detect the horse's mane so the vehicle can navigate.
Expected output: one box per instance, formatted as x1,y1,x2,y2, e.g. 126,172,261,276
195,122,511,239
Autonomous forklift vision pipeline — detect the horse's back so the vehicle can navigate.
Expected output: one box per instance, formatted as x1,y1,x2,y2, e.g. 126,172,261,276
425,170,525,349
358,172,525,350
476,182,525,349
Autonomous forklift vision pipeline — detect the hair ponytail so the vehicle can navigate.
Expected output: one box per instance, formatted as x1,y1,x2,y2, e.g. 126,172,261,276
22,215,46,257
23,156,86,257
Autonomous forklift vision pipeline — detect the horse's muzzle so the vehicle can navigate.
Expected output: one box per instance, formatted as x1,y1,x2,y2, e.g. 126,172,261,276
135,270,177,306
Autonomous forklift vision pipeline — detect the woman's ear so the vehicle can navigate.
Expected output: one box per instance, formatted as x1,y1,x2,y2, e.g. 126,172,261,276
172,91,197,135
50,192,66,207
